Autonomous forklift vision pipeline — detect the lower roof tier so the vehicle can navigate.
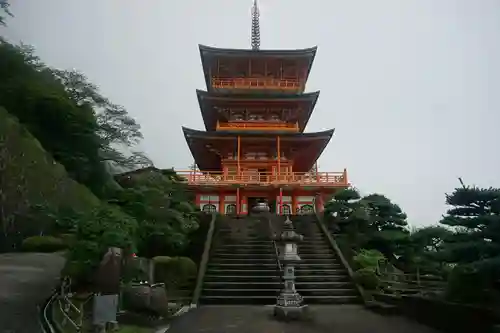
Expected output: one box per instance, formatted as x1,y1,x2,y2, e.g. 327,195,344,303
182,126,334,173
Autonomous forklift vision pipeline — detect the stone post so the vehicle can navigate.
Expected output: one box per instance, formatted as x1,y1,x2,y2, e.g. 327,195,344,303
273,216,308,321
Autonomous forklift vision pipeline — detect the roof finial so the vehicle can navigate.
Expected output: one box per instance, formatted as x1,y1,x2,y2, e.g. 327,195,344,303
251,0,260,50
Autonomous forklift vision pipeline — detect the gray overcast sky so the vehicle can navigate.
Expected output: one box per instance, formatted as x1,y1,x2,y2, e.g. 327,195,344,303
3,0,500,226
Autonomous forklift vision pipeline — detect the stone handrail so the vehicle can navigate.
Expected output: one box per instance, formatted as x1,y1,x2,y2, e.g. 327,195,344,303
190,213,217,307
313,209,370,304
267,214,283,272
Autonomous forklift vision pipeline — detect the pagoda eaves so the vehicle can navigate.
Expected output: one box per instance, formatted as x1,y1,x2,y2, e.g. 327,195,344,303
196,89,320,132
182,126,334,173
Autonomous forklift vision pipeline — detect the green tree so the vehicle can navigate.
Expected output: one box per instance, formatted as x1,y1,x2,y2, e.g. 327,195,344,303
50,69,152,170
110,169,198,259
358,194,409,257
398,225,452,274
439,186,500,303
0,40,110,196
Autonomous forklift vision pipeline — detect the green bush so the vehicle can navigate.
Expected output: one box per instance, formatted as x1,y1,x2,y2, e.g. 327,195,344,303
353,249,385,271
153,256,197,290
21,235,67,253
353,267,380,290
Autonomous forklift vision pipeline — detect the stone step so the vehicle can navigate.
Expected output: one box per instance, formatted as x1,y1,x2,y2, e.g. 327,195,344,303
202,288,358,298
202,289,280,297
295,274,350,282
202,288,360,299
209,257,276,262
211,253,277,258
216,240,273,245
203,281,353,289
217,244,274,248
199,295,276,305
205,269,279,277
204,275,280,281
199,295,360,305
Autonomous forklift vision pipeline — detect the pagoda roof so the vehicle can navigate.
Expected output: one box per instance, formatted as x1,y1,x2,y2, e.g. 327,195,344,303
196,89,320,132
199,44,317,92
199,44,318,58
182,126,334,173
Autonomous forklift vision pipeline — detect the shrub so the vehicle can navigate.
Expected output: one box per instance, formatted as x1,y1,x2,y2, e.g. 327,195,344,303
353,267,380,290
154,256,197,290
21,235,67,253
353,249,385,271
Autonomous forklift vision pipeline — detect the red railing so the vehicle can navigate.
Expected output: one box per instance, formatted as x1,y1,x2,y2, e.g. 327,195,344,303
176,171,348,187
216,121,299,132
211,77,303,91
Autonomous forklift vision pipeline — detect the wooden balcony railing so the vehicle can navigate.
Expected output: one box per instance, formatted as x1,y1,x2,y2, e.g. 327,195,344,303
216,121,299,132
176,171,348,187
211,77,303,91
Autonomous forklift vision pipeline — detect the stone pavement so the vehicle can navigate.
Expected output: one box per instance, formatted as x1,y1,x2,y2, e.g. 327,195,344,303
166,304,438,333
0,252,65,333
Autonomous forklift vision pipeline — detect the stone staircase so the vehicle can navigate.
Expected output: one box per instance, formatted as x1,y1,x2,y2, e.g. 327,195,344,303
290,215,360,304
200,216,280,304
199,214,360,305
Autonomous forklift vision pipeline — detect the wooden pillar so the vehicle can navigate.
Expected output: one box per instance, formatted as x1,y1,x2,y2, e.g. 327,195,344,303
316,192,325,213
236,188,240,215
277,136,281,181
195,193,201,209
279,187,283,215
291,192,297,216
219,191,225,214
237,136,241,180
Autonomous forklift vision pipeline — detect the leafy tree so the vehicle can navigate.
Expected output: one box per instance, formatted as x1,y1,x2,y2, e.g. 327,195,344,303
398,225,452,274
65,205,138,284
50,69,152,170
0,0,12,26
361,194,408,233
439,186,500,303
0,40,110,196
110,169,199,259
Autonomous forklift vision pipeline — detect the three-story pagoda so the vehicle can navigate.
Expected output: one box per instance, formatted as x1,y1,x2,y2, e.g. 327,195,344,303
179,0,349,215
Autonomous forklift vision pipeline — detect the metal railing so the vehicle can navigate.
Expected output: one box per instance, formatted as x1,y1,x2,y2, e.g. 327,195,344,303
57,278,94,332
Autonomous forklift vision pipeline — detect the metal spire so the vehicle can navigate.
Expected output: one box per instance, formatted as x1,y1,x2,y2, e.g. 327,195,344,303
251,0,261,50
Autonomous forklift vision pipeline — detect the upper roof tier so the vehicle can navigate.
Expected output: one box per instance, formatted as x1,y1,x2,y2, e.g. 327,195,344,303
199,44,317,94
182,126,334,173
196,89,320,132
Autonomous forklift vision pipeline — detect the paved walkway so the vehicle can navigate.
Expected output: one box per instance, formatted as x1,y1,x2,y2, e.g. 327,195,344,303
166,304,438,333
0,252,65,333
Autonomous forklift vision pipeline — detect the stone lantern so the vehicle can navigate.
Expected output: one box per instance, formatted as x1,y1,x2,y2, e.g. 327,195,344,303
273,216,309,320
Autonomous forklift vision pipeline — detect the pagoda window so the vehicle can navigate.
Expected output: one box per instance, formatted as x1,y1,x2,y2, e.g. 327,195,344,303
300,205,314,215
282,204,291,215
202,204,217,213
269,113,281,121
226,204,236,215
231,112,245,121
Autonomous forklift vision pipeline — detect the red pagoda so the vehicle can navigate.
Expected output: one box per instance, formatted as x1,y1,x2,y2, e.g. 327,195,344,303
177,1,349,215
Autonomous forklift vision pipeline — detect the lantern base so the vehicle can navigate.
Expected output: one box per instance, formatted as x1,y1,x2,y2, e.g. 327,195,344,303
273,304,309,321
